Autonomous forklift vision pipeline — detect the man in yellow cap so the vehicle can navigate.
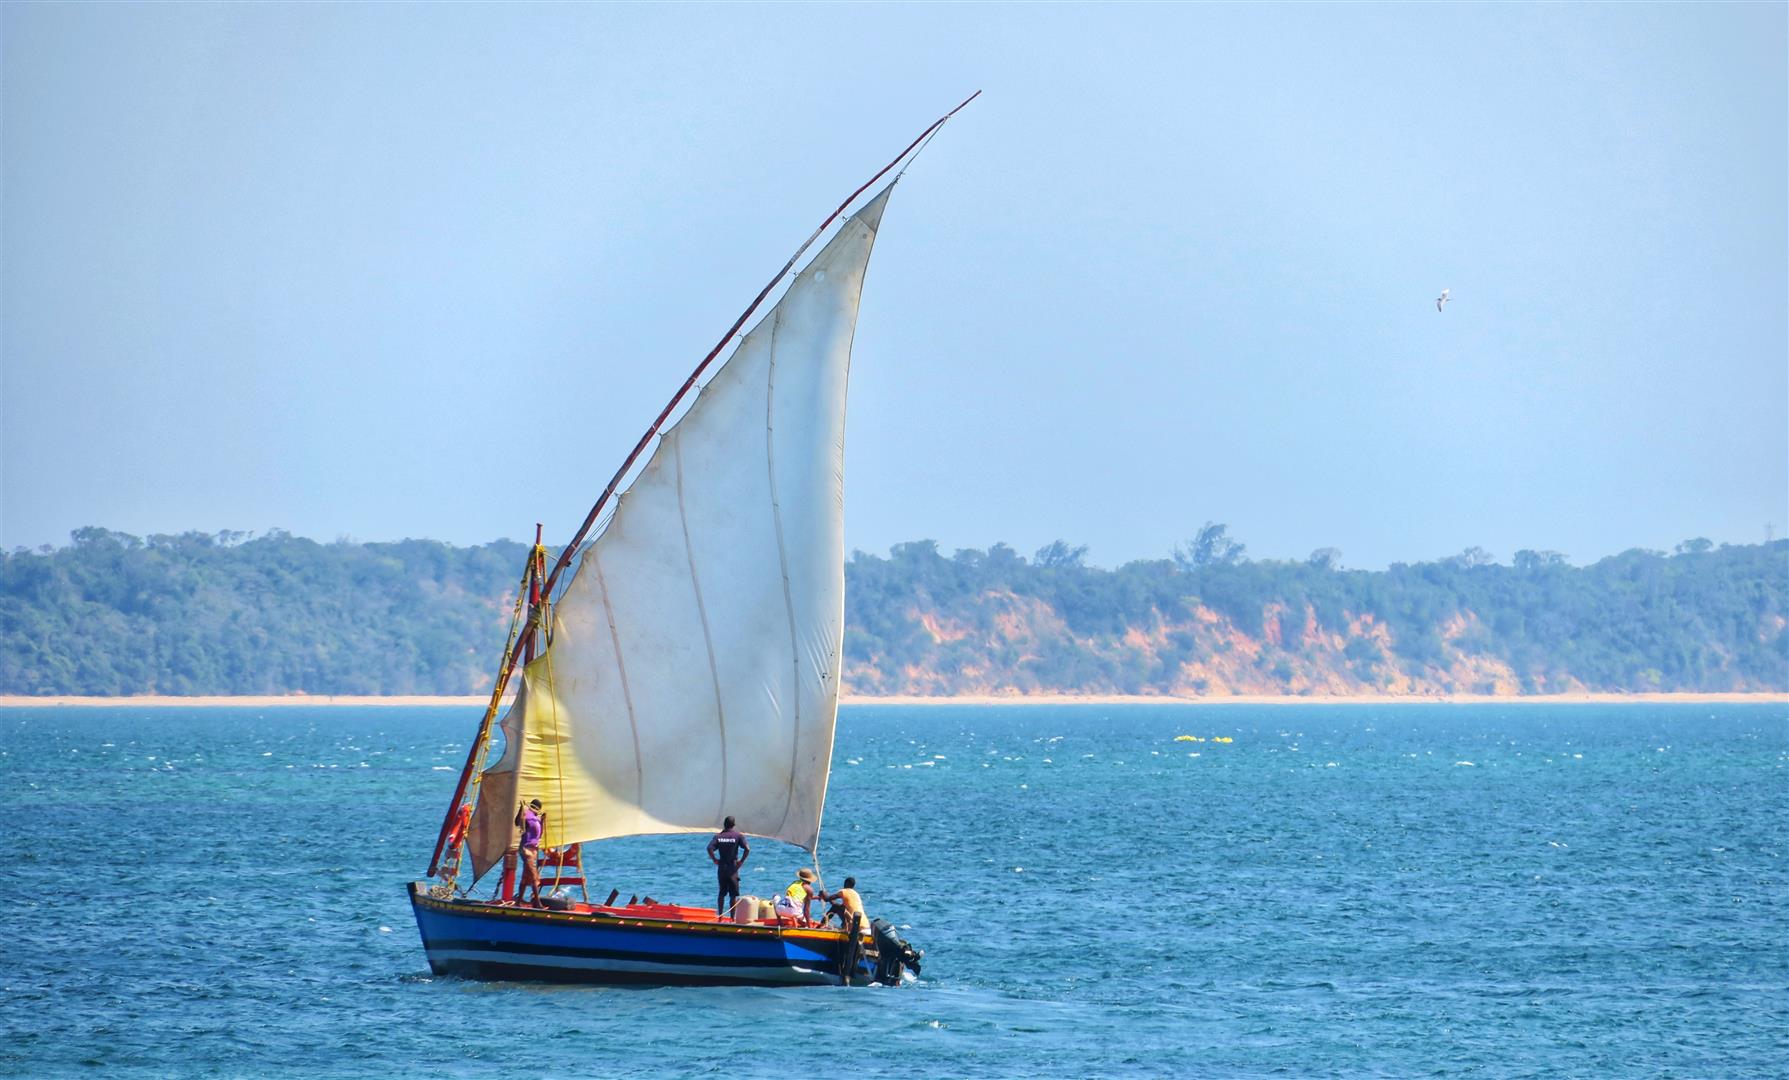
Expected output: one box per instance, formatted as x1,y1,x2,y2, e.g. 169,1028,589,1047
774,867,820,923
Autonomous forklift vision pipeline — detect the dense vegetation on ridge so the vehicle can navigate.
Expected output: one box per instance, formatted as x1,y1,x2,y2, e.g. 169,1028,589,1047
1,526,1783,696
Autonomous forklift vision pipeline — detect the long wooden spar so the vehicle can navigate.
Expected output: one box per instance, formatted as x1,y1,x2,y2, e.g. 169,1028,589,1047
427,93,979,877
539,90,980,605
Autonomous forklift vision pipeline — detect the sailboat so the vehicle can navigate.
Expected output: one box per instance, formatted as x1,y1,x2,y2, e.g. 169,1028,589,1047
407,97,973,987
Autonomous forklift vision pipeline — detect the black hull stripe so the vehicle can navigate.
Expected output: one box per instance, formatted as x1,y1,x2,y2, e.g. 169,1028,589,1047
428,958,831,987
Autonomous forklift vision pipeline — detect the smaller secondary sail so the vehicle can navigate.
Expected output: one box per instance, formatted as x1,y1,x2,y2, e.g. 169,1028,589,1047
466,682,528,881
468,185,893,861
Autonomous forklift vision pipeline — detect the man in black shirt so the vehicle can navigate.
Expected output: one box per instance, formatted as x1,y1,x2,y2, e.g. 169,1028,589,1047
707,815,750,916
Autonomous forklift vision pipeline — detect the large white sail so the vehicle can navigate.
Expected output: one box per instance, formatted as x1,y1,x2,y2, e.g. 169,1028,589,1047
479,185,892,858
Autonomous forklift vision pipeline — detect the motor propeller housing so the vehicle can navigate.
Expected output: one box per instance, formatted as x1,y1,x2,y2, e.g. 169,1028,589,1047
869,917,923,984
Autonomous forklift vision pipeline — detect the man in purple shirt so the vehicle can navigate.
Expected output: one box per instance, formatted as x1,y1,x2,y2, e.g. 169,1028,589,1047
707,815,750,915
514,798,546,907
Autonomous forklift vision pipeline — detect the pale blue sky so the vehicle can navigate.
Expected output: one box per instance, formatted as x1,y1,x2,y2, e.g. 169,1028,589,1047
3,3,1784,568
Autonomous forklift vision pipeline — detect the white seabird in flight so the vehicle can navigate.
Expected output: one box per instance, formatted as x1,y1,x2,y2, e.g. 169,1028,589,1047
1436,288,1451,313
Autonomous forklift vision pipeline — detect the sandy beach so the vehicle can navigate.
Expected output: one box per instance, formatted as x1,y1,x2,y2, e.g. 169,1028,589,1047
1,691,1782,708
849,691,1789,706
0,694,500,708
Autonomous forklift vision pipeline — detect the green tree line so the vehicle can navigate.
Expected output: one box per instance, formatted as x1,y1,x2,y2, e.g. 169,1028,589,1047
0,528,530,695
1,526,1783,695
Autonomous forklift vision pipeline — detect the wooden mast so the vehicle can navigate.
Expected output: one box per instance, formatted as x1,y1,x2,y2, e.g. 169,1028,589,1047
424,529,541,877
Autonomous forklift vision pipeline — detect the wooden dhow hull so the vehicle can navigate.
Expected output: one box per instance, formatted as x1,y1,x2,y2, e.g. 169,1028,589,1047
407,883,876,987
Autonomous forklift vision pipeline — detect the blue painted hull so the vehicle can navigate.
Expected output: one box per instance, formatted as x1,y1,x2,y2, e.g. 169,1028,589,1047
407,883,874,986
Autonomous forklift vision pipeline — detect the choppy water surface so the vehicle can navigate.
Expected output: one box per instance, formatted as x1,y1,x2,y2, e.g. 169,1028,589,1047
2,702,1785,1077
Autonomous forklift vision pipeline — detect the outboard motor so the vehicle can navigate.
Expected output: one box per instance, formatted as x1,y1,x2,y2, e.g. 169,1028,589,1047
869,918,923,985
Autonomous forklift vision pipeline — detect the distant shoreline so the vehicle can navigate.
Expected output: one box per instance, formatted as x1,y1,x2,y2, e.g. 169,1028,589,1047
0,691,1782,708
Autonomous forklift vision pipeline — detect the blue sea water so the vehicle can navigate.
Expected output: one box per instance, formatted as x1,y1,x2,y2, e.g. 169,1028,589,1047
2,702,1785,1078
